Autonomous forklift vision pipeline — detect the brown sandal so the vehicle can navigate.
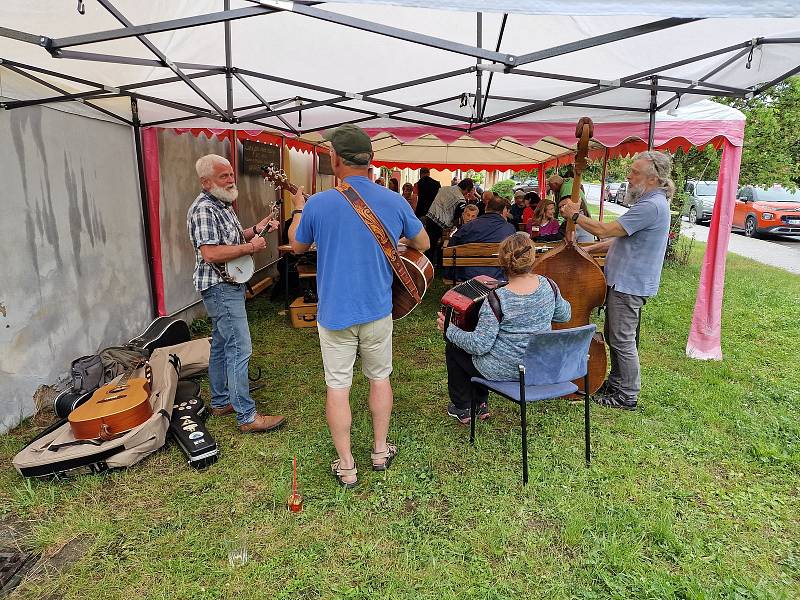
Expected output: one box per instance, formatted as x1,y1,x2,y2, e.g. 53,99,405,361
331,458,358,489
371,443,397,471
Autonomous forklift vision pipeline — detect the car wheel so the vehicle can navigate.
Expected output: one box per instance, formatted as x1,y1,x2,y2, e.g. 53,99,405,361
688,206,697,225
744,215,758,238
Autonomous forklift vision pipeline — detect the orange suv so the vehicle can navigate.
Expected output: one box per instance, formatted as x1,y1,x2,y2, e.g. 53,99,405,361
734,185,800,237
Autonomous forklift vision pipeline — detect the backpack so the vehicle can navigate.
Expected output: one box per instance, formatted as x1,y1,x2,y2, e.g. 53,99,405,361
100,345,149,383
70,355,104,394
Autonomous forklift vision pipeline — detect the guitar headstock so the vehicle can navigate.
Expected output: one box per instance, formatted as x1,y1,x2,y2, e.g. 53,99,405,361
261,163,291,191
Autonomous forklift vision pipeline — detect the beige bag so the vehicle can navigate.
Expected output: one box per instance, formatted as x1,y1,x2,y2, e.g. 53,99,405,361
12,338,210,477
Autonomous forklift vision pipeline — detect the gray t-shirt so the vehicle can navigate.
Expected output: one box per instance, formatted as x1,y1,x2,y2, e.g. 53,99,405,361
604,189,670,297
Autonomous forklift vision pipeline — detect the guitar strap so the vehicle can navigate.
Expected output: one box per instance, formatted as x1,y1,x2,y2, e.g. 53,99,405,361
335,182,421,304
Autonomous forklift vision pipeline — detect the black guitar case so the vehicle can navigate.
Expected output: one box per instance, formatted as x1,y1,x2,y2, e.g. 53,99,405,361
169,379,218,469
129,316,191,354
52,389,93,419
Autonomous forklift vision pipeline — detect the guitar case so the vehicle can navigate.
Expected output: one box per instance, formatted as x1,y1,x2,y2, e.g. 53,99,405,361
129,316,191,354
52,389,93,419
12,338,211,479
168,380,219,469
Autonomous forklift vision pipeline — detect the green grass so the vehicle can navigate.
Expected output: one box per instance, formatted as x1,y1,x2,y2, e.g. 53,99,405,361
2,242,800,599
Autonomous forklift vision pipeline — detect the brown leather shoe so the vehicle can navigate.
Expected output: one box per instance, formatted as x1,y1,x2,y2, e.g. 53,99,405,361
238,414,286,433
210,404,235,416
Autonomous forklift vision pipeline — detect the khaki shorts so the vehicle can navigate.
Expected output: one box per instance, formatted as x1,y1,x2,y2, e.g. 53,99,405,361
317,315,393,388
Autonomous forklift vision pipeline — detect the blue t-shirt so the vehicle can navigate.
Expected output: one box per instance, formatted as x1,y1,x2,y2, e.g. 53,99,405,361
604,189,671,297
295,176,424,330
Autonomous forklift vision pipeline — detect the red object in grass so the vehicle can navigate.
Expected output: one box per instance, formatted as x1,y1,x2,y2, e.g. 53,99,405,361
288,456,303,513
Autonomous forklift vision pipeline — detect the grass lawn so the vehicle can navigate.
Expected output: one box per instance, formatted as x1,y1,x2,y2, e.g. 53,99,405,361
1,241,799,599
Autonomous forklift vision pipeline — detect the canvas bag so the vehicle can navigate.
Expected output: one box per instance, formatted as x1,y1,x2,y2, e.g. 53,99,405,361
99,345,149,382
70,354,104,394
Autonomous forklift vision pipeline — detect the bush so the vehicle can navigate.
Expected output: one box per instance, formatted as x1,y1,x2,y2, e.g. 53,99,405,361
491,179,515,200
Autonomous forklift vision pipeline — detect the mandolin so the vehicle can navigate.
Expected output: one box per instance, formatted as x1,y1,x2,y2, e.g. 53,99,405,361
261,164,434,320
68,360,153,440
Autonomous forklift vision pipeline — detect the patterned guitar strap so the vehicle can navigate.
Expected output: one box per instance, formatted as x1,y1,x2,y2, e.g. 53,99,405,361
335,182,421,304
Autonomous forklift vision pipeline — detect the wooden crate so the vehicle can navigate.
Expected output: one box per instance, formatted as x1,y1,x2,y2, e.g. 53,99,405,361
289,297,317,328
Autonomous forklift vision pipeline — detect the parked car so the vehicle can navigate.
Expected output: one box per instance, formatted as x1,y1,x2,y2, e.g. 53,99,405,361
616,181,632,207
733,185,800,237
604,181,622,202
683,180,718,225
513,179,540,195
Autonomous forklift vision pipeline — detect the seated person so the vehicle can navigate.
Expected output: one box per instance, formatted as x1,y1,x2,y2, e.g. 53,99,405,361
559,197,595,242
459,203,479,228
520,191,541,228
448,194,516,281
509,191,526,227
436,233,572,424
528,200,563,241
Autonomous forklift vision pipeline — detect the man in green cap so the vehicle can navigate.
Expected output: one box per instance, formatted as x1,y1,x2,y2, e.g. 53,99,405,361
288,124,430,488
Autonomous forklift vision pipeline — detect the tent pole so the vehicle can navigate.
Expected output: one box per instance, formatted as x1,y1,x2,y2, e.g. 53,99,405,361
224,0,234,121
648,76,657,150
131,98,159,319
599,148,609,223
474,12,482,126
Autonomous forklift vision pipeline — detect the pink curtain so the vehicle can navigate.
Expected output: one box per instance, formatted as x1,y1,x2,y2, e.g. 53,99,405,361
686,140,742,360
141,127,166,317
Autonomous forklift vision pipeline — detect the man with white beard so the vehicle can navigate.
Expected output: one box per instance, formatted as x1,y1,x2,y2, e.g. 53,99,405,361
187,154,286,433
559,151,673,411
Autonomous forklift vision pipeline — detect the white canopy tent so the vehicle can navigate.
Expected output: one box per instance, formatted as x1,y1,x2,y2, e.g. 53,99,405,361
1,1,799,361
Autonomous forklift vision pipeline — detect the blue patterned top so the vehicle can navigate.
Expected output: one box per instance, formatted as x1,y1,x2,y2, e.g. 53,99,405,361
446,277,572,380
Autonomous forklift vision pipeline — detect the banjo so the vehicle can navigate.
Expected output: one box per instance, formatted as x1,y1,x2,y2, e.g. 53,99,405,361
215,169,281,284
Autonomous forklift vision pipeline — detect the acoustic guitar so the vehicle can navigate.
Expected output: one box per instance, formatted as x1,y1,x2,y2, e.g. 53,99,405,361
260,165,434,320
68,360,153,440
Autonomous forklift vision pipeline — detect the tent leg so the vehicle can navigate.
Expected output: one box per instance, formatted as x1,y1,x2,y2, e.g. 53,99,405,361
599,148,609,222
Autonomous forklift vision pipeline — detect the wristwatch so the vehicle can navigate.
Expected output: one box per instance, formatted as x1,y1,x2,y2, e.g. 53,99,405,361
292,209,303,216
571,212,580,224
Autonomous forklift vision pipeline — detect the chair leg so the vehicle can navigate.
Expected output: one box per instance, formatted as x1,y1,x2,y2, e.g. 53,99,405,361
584,373,591,466
520,401,528,485
469,394,477,446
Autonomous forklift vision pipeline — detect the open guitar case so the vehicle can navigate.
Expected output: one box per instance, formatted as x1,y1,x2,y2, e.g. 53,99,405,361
13,332,215,478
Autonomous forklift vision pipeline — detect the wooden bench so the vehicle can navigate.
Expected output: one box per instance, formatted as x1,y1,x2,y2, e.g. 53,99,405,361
440,242,502,286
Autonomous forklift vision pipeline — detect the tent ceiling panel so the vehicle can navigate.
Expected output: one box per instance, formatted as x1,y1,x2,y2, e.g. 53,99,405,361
0,1,796,141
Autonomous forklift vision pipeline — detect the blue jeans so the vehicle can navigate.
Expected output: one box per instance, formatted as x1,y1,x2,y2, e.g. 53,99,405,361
201,282,255,425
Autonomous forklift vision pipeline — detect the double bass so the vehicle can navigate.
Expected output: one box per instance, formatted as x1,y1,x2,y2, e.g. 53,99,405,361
533,117,607,393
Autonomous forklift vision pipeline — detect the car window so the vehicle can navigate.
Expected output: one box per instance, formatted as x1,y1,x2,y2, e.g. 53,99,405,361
737,188,751,201
686,183,694,195
754,187,800,202
695,183,717,196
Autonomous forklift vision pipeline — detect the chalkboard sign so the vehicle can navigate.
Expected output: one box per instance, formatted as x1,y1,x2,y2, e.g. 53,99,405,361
317,152,333,176
241,139,281,176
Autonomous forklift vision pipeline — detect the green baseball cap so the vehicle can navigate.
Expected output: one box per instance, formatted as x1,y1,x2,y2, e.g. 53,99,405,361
323,124,373,166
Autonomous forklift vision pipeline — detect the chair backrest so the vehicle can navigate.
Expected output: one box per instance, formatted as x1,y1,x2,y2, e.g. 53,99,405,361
521,324,596,386
440,242,501,268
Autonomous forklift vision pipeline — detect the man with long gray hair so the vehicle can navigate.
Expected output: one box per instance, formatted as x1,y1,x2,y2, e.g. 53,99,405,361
187,154,285,433
559,151,673,410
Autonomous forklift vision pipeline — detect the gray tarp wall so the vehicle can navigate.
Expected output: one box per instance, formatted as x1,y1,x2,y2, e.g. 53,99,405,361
156,129,280,316
0,105,151,433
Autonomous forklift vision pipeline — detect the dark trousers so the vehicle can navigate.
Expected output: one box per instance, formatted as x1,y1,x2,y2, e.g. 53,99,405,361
605,287,646,401
425,219,444,266
445,342,489,410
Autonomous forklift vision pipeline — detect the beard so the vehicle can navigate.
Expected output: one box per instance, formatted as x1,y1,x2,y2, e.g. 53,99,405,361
628,184,646,203
209,184,239,204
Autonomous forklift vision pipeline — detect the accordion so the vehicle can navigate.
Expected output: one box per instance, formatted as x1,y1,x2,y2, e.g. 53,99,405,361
440,275,502,334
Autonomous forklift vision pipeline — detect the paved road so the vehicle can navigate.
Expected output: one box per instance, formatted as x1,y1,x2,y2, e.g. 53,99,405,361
580,183,800,275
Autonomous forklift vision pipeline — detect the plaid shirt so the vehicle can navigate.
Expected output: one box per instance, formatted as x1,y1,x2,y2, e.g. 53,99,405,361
187,192,245,291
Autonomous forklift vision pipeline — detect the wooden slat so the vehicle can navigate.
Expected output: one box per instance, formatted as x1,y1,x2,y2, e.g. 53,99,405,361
245,276,274,299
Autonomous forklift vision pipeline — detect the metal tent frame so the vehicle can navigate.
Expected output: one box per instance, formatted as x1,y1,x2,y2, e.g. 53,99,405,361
2,1,799,145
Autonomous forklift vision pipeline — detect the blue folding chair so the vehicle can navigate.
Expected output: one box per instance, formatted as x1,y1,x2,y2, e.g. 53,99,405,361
470,324,596,485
